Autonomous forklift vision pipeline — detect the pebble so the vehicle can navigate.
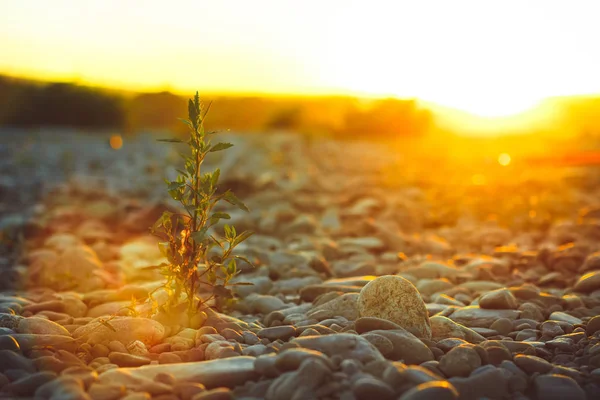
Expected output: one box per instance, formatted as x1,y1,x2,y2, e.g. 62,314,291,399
498,360,528,393
88,383,127,400
534,374,586,400
274,348,333,371
291,334,385,364
257,326,297,341
0,371,56,397
448,365,509,399
361,333,395,357
108,352,152,367
307,293,360,321
173,382,207,400
513,354,553,374
159,352,183,364
369,329,434,364
586,315,600,336
357,275,432,339
72,317,165,346
16,317,72,336
355,316,404,334
62,366,99,388
0,335,20,352
574,271,600,293
192,387,233,400
541,320,565,338
398,381,459,400
548,312,583,325
352,377,395,400
0,350,35,373
265,357,331,399
479,289,518,310
449,307,520,328
518,302,545,321
99,357,258,389
122,393,152,400
429,316,485,343
439,345,482,377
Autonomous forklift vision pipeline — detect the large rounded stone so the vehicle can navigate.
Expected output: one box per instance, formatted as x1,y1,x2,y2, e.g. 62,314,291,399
358,275,431,339
73,317,165,346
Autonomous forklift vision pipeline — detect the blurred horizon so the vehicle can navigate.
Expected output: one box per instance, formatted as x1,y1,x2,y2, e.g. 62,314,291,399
2,0,600,120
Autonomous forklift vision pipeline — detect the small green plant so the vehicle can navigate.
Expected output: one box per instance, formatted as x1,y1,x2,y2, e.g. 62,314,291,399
150,92,253,315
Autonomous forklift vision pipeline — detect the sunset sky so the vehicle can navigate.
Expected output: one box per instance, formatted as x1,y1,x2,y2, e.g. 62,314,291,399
1,0,599,117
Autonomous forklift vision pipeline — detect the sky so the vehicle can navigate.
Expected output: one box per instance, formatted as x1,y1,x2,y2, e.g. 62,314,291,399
1,0,599,117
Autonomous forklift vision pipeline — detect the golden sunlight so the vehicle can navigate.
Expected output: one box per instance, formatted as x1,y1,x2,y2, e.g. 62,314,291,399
498,153,511,166
323,0,600,118
1,0,598,122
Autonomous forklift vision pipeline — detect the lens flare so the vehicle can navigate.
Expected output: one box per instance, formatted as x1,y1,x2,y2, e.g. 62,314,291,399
110,134,123,150
498,153,511,166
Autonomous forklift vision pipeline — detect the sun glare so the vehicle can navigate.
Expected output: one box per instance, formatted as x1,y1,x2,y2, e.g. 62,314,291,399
0,0,599,124
324,1,600,118
498,153,511,166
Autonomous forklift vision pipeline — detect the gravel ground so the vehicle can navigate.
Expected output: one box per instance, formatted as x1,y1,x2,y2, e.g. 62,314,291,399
1,128,600,399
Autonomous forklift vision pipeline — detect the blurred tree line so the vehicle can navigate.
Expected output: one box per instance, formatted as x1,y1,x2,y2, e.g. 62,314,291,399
0,75,433,140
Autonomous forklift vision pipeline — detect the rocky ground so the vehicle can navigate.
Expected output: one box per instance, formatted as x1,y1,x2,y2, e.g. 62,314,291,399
2,128,600,399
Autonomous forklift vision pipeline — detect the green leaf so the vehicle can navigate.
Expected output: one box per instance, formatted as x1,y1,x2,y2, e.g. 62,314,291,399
191,228,209,243
178,118,194,129
227,259,237,275
230,281,254,286
200,175,212,194
223,224,232,239
176,169,189,177
233,255,255,267
186,160,195,176
188,99,198,123
211,212,231,220
200,100,213,122
223,191,249,212
167,181,185,191
210,235,224,248
232,230,253,247
211,168,220,188
209,142,234,153
157,138,185,143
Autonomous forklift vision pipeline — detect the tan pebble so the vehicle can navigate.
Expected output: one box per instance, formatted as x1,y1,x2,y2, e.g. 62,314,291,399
108,340,128,353
358,275,431,338
92,344,110,358
121,393,151,400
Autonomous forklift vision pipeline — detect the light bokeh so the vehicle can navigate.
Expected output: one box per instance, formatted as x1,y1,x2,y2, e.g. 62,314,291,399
1,0,599,118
